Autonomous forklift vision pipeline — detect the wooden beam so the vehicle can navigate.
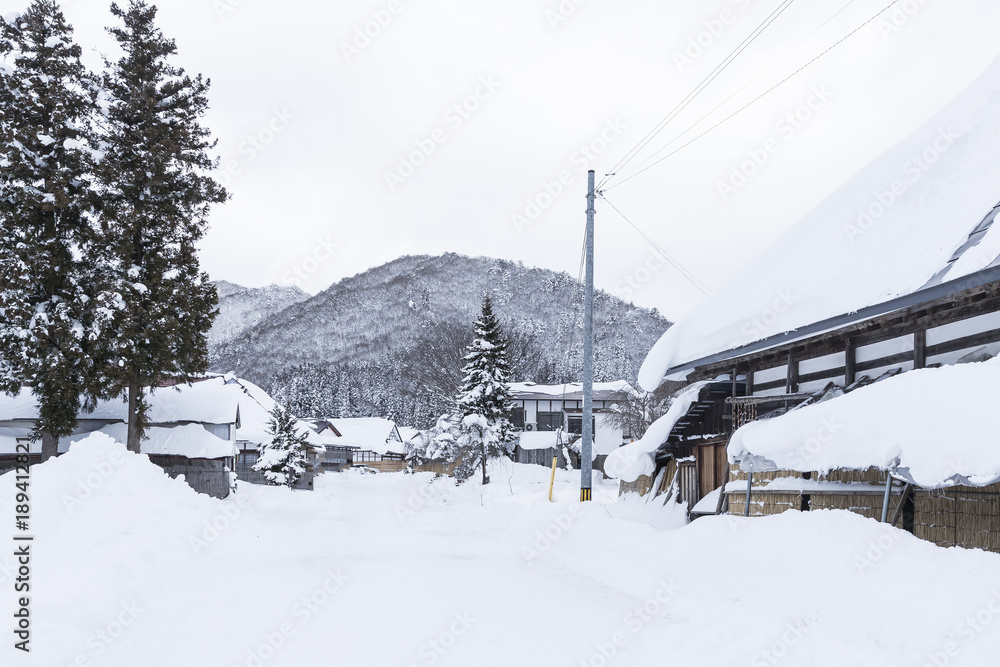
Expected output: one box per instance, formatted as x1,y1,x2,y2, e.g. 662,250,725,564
925,327,1000,360
687,282,1000,381
890,483,914,527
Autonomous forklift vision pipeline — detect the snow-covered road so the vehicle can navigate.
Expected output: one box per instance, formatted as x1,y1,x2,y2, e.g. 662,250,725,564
3,438,1000,666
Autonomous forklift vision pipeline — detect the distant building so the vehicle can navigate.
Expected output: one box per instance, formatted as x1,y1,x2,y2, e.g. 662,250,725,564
327,418,405,470
508,381,633,472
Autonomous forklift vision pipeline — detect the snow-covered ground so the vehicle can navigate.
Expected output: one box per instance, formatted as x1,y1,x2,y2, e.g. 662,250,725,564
3,438,1000,666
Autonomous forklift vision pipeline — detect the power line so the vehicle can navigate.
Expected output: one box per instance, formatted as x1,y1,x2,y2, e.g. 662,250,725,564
606,0,899,191
599,193,711,296
616,0,860,181
599,0,797,190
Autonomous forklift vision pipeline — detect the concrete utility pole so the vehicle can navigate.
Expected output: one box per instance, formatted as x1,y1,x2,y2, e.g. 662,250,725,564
581,170,596,502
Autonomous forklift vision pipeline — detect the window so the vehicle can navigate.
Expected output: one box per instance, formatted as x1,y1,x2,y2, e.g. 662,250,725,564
511,408,525,429
567,416,595,435
537,412,563,432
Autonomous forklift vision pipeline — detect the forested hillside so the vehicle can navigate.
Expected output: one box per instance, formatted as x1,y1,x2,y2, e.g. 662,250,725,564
210,254,670,427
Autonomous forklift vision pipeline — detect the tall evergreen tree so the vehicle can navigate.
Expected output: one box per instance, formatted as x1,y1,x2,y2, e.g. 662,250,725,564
96,1,227,451
0,1,108,460
455,296,515,484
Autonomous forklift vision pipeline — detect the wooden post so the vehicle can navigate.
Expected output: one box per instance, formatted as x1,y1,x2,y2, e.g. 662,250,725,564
845,337,856,385
714,462,730,515
548,456,557,502
890,483,913,527
914,330,927,369
786,353,799,394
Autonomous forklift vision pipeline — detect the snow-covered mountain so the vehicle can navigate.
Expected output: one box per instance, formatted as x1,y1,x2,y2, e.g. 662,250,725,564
209,254,669,426
208,281,310,350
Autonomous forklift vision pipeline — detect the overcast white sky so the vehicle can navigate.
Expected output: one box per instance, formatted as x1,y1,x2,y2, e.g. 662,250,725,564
17,0,1000,319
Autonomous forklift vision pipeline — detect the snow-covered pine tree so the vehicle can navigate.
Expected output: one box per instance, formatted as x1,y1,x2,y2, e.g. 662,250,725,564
96,1,227,452
253,403,311,487
455,296,515,484
0,2,110,460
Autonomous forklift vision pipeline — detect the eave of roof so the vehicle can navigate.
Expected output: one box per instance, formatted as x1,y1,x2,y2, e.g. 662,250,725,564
661,265,1000,380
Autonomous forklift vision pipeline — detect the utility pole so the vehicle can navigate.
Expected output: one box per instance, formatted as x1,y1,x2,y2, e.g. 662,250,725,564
581,170,596,502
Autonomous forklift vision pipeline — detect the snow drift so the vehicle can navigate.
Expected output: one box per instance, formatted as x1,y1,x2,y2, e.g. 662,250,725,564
728,356,1000,488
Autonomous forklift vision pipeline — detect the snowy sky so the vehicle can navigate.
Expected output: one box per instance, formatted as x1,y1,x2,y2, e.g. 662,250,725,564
22,0,1000,318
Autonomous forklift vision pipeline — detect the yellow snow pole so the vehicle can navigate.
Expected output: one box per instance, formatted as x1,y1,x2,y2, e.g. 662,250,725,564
548,456,558,502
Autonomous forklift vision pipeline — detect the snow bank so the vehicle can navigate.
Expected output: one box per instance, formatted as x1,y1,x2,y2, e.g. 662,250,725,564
3,438,1000,666
605,382,708,482
728,356,1000,488
640,52,1000,389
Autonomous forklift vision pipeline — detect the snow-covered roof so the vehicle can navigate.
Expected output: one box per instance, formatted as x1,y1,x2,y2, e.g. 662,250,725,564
639,53,1000,390
518,431,562,451
0,425,34,455
0,392,41,422
397,426,420,444
327,417,403,455
728,356,1000,489
0,378,241,426
604,382,710,482
64,423,237,460
509,381,633,401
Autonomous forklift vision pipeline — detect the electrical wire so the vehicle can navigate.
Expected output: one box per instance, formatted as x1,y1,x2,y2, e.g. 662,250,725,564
606,0,900,191
599,193,711,296
598,0,797,190
615,0,860,182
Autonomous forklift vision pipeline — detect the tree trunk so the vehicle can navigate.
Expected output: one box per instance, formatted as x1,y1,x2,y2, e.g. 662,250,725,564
481,444,489,485
127,375,142,454
40,431,58,463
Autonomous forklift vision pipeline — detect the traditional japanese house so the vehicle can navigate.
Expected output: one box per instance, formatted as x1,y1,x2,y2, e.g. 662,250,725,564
610,57,1000,551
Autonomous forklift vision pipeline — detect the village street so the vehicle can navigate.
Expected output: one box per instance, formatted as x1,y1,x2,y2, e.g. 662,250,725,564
7,437,1000,667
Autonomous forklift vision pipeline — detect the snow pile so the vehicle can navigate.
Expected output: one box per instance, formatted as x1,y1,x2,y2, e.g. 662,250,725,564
604,382,708,482
517,430,562,451
640,52,1000,389
3,442,1000,666
728,356,1000,488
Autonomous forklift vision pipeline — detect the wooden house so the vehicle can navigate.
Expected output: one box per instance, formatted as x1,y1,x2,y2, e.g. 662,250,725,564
616,59,1000,551
0,377,242,499
328,417,406,471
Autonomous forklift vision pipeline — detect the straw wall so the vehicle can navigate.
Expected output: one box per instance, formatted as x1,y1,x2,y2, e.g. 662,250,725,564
727,492,802,517
618,458,678,499
808,493,885,521
914,483,1000,552
724,466,1000,554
